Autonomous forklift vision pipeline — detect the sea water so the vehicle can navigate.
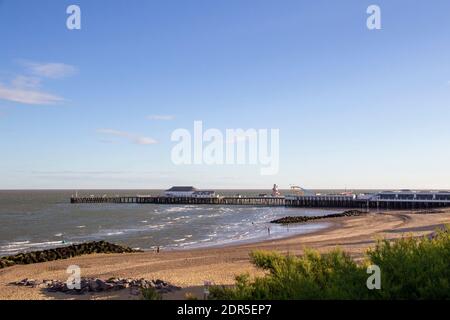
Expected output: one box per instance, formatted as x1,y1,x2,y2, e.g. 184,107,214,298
0,190,339,256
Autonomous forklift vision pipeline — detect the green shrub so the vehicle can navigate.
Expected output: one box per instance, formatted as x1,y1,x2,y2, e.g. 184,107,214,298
367,228,450,299
210,249,369,300
210,226,450,300
141,287,162,300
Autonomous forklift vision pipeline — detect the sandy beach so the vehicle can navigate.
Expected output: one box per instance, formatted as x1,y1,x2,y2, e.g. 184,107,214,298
1,209,449,300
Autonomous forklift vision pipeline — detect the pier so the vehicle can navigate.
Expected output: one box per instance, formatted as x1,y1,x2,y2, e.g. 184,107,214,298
70,196,286,206
70,191,450,209
284,195,450,209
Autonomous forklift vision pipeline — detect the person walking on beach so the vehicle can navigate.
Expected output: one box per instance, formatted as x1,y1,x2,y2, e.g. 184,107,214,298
267,227,271,236
156,246,160,253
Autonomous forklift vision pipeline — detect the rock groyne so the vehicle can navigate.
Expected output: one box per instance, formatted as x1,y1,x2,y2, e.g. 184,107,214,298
0,241,142,269
270,210,366,224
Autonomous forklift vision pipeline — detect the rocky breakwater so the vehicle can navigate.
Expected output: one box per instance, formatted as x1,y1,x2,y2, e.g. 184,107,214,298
270,210,366,224
0,241,142,269
11,277,181,296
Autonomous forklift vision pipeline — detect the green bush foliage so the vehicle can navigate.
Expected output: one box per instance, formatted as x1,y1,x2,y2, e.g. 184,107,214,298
367,228,450,299
209,227,450,300
141,287,162,300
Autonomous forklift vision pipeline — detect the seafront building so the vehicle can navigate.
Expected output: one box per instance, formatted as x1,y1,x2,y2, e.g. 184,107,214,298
375,190,450,201
164,186,198,197
192,190,218,198
164,186,217,198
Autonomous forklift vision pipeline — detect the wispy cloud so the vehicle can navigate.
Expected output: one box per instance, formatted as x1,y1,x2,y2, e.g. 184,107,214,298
147,114,175,121
21,61,77,79
0,61,77,105
0,79,64,105
11,75,41,88
97,128,157,145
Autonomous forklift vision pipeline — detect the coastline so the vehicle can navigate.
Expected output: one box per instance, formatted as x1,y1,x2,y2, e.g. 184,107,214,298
0,209,449,300
0,196,343,256
160,220,333,252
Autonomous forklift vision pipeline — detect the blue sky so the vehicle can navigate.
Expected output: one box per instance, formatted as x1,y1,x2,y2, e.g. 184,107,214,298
0,0,449,189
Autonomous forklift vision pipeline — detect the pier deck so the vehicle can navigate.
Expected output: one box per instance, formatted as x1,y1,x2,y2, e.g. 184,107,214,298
70,195,450,209
70,196,286,206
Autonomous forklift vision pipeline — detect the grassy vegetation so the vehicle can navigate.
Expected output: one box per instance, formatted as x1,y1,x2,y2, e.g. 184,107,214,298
141,287,162,300
209,227,450,300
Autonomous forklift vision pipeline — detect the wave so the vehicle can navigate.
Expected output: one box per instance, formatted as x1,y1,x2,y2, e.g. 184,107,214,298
106,231,124,236
0,240,68,255
0,241,30,248
145,224,166,230
177,241,199,247
164,207,190,213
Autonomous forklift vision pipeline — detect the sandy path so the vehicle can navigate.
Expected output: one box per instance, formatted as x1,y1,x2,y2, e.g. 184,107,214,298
0,210,448,300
